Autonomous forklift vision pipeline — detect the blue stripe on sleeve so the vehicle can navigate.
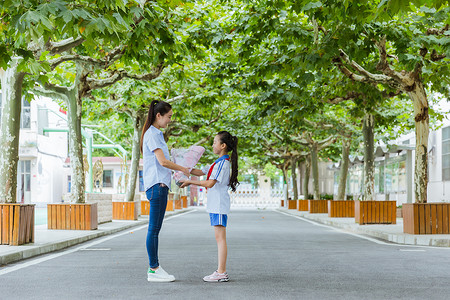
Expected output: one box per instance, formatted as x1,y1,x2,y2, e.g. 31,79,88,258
214,160,225,180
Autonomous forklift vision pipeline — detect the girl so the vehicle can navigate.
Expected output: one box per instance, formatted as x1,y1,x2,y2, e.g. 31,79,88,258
180,131,239,282
141,100,190,282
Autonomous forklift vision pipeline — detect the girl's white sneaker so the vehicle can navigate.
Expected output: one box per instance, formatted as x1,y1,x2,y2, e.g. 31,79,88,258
203,271,229,282
147,266,176,282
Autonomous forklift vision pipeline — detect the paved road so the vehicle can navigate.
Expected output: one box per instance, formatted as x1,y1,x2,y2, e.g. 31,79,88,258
1,208,450,300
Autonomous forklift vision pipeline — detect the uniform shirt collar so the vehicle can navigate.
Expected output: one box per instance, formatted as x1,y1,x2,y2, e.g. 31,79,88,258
215,154,230,163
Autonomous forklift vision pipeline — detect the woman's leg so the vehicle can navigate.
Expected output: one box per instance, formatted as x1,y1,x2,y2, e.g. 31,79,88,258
146,184,168,269
214,225,227,273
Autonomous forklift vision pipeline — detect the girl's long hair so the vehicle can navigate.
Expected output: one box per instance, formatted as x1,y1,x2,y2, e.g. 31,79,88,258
140,100,172,153
217,131,239,192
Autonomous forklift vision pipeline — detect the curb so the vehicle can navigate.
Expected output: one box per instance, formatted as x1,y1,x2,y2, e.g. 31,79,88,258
1,208,193,265
277,208,450,248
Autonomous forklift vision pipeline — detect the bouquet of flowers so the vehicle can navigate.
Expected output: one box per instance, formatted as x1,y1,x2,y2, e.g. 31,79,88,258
171,145,205,186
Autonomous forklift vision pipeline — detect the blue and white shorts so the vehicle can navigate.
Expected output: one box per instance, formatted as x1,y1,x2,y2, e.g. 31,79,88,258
209,213,227,227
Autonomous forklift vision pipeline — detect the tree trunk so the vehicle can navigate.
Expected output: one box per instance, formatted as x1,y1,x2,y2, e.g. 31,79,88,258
409,83,429,203
0,58,25,203
337,139,350,200
281,165,288,202
297,160,303,196
311,145,320,200
125,112,145,202
291,157,298,200
363,113,375,201
304,155,311,199
66,90,85,203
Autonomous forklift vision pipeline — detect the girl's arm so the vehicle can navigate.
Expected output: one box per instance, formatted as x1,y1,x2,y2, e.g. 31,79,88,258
180,178,216,189
154,149,190,177
190,168,205,177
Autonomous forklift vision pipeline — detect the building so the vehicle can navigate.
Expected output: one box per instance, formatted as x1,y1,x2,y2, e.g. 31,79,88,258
331,117,450,205
0,95,68,206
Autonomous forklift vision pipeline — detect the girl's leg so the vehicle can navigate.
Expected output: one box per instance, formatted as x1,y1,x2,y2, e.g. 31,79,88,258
214,225,227,273
146,184,168,269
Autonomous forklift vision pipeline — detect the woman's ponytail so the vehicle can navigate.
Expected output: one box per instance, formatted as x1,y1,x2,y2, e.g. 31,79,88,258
140,100,172,153
218,131,239,192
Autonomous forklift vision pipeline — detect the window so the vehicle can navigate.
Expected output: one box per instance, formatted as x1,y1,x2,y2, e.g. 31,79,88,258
375,162,385,194
21,97,31,129
17,160,31,203
102,170,113,187
443,127,450,181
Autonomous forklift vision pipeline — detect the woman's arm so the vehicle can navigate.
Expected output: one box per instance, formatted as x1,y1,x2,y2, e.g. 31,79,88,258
180,179,216,189
190,168,205,177
154,148,190,177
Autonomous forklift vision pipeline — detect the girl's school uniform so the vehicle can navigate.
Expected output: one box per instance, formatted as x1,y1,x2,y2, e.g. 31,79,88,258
201,155,231,227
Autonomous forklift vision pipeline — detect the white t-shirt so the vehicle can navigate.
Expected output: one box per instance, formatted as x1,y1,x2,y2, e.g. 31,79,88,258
201,157,231,214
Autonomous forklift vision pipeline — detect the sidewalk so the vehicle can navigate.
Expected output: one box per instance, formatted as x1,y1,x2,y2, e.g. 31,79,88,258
0,208,192,265
277,208,450,247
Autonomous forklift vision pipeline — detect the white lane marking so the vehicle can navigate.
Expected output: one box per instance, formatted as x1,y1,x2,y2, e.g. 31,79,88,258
0,209,196,276
399,249,426,252
79,248,111,251
275,210,450,250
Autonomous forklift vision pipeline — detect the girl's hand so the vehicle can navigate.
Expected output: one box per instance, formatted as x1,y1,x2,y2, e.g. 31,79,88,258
182,167,190,178
179,180,191,188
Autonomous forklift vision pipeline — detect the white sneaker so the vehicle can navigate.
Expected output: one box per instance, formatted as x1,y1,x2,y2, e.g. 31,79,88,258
147,266,176,282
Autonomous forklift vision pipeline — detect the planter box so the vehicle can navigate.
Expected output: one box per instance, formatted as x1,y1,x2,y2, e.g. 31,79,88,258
403,203,450,234
112,201,139,220
281,200,284,207
174,199,182,209
355,200,396,224
167,193,174,211
396,207,403,218
287,200,297,210
0,204,35,245
48,203,98,230
297,200,309,211
328,200,355,218
308,200,328,213
141,200,150,215
86,193,112,224
181,196,188,208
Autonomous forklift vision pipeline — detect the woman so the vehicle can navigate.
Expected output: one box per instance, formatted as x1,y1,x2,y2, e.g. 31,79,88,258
141,100,190,282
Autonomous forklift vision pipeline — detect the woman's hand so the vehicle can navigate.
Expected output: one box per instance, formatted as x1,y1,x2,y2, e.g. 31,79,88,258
179,180,191,188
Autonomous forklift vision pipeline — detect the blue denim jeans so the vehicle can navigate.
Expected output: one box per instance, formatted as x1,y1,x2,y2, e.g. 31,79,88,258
146,183,169,268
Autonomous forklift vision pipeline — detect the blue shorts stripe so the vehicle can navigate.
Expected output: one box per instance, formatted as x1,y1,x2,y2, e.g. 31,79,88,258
209,213,227,227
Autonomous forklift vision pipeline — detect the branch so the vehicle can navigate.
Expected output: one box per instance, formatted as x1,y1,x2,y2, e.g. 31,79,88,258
194,135,212,146
87,63,165,90
317,136,336,150
426,24,449,36
327,91,362,104
304,119,334,130
291,135,309,146
338,49,399,88
166,94,185,103
49,54,105,70
32,83,70,101
45,37,85,55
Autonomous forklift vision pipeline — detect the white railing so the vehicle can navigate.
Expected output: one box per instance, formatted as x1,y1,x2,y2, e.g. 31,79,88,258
230,188,282,208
